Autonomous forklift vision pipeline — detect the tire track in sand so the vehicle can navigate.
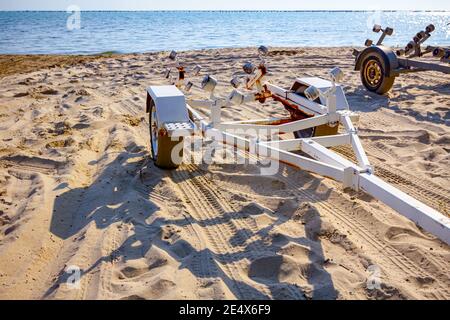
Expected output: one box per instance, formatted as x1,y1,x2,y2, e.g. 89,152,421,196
332,144,450,216
171,166,270,299
271,100,450,266
171,164,305,299
274,166,450,299
225,142,450,299
134,176,218,281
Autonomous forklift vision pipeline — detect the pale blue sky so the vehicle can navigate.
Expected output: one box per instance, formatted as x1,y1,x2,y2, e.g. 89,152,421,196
1,0,449,11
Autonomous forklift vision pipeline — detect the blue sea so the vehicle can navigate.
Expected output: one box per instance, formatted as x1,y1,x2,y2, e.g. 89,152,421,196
0,11,449,54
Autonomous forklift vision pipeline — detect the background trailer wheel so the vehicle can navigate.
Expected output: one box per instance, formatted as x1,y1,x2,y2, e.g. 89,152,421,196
360,54,396,94
355,24,450,95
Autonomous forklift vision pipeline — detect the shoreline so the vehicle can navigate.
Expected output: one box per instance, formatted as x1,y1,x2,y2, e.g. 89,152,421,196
2,10,449,12
0,46,362,57
0,47,361,78
0,53,122,79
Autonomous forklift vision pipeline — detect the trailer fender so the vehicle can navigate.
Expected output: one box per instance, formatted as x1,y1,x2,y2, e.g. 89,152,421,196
355,46,399,77
146,86,190,124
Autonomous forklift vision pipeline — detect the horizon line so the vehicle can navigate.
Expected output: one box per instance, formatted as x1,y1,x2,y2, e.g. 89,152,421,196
1,9,450,12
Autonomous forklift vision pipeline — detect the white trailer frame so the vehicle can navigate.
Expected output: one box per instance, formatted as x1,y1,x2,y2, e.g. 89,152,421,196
147,57,450,246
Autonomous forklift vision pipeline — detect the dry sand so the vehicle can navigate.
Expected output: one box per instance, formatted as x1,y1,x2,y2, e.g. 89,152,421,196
0,47,449,300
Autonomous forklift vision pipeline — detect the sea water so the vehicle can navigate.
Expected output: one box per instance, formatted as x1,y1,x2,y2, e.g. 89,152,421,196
0,11,449,54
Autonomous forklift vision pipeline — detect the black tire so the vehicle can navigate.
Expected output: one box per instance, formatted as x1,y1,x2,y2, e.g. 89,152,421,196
360,53,396,94
293,123,339,139
293,127,315,139
149,102,184,169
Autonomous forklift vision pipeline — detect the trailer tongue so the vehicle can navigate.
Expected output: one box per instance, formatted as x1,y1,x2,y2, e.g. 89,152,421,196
146,48,450,245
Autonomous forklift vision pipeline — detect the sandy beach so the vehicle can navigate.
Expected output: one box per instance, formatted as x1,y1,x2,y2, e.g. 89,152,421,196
0,47,449,300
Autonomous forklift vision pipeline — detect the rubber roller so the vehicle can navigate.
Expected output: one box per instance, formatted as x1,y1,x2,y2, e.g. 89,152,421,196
406,41,416,50
243,62,256,74
444,51,450,60
416,31,426,40
426,24,435,33
385,27,394,36
433,47,445,58
258,45,269,56
396,49,405,56
373,24,382,33
169,50,177,60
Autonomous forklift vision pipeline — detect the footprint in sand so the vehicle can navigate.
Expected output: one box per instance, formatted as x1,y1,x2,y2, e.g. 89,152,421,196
39,87,59,95
13,92,29,98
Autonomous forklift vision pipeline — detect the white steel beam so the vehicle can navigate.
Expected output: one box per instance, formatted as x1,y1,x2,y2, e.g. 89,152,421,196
350,134,372,170
218,114,329,133
359,173,450,245
301,139,360,170
186,103,209,132
266,83,328,115
310,134,351,148
261,134,351,151
341,115,371,170
341,114,356,132
221,117,291,125
186,99,213,109
259,139,302,151
257,143,345,182
206,128,345,182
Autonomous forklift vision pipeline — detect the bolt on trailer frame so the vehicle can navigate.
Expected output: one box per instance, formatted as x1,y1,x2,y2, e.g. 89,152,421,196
354,24,450,94
145,47,450,245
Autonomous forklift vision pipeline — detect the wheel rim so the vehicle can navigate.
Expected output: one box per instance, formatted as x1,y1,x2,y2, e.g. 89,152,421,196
150,105,158,157
364,59,383,87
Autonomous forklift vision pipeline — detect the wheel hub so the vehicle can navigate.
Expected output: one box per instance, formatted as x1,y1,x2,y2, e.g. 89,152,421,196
365,60,382,86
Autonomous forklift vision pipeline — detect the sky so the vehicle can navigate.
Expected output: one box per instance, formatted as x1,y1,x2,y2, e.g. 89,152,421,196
1,0,449,11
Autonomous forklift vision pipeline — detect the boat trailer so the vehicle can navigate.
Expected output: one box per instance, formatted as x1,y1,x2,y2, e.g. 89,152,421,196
354,24,450,94
146,47,450,245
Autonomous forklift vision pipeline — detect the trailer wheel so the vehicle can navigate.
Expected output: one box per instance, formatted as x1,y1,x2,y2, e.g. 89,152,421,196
360,54,395,94
149,101,184,169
